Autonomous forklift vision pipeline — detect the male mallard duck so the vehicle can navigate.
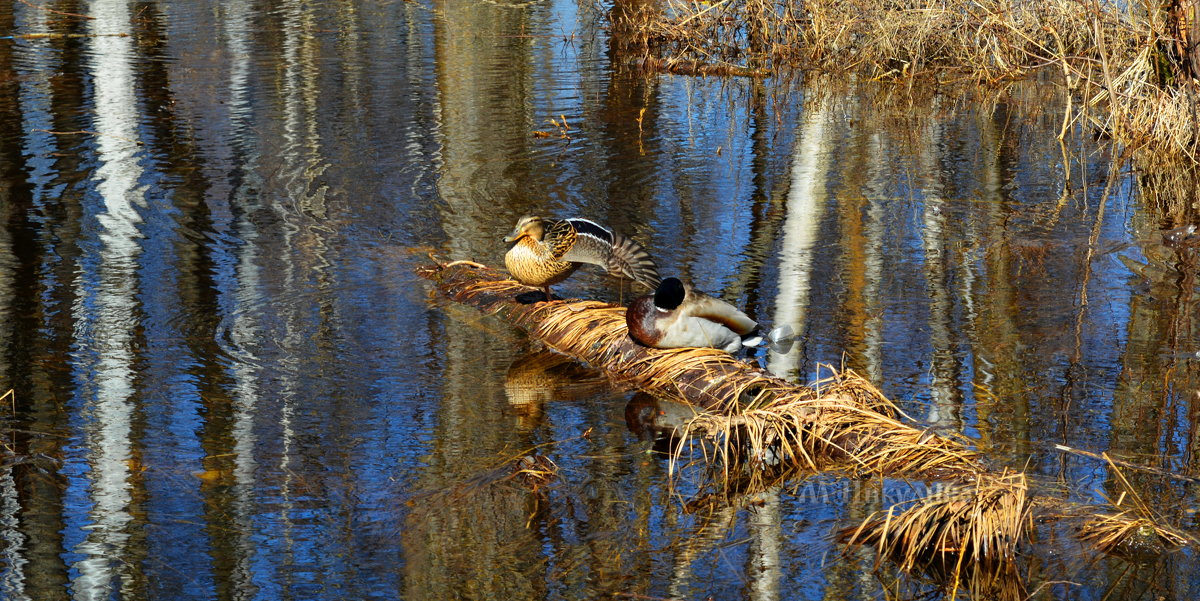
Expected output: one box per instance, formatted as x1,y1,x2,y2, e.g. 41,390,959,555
626,277,758,353
504,215,661,301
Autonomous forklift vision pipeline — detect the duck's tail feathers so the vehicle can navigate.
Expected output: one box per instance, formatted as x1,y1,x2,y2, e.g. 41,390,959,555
608,232,661,289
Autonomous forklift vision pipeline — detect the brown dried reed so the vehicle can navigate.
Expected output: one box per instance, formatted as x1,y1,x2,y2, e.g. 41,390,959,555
841,471,1030,600
1074,454,1195,562
610,0,1200,164
680,368,984,482
1079,511,1188,562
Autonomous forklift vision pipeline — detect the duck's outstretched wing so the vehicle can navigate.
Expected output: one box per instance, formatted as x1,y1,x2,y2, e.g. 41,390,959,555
680,290,758,335
606,231,660,288
557,218,661,288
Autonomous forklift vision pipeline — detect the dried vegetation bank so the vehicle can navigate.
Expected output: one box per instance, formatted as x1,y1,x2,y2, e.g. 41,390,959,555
612,0,1200,165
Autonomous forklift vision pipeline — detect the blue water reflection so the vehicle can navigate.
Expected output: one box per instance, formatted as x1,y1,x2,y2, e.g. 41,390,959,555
0,0,1197,599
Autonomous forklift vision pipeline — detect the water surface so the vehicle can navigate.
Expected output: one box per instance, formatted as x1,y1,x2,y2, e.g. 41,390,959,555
0,1,1198,600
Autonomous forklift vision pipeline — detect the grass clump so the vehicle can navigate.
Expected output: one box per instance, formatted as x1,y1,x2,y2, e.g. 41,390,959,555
840,471,1031,600
611,0,1200,163
1079,511,1188,562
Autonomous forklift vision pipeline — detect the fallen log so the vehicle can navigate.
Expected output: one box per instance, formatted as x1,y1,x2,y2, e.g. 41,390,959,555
418,260,983,481
417,260,1193,598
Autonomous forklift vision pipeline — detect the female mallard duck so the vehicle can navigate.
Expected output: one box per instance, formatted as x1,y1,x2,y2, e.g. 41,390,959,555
626,277,758,353
504,215,661,301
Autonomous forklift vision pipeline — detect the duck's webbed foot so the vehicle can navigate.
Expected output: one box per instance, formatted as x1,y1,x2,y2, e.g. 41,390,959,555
515,288,557,304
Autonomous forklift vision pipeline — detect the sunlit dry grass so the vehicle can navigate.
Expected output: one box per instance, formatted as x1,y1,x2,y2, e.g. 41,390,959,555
1079,511,1189,561
841,471,1031,600
611,0,1200,164
678,369,982,486
1074,454,1196,562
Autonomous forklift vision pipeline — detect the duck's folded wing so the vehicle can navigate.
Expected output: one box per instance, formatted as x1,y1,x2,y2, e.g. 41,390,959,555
544,219,580,260
681,292,758,335
655,315,741,353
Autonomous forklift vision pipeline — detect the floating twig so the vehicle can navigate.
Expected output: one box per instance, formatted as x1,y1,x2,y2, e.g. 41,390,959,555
15,0,95,20
32,128,142,146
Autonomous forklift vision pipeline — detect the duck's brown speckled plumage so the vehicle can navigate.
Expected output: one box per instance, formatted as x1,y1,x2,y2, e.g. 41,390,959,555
504,215,660,300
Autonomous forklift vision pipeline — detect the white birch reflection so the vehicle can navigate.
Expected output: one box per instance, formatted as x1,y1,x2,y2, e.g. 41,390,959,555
279,0,329,219
69,0,144,598
269,0,318,574
918,114,960,429
745,493,782,601
768,99,833,379
0,214,25,601
861,133,889,384
220,0,263,594
742,96,836,601
0,468,25,601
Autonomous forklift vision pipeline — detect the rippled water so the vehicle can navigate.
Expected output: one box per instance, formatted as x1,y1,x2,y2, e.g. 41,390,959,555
1,0,1198,600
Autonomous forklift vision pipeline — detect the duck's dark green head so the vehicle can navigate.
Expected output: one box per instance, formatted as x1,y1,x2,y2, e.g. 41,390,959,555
654,277,685,311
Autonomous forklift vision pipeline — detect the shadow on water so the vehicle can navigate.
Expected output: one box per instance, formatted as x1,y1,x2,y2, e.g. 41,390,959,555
0,0,1199,599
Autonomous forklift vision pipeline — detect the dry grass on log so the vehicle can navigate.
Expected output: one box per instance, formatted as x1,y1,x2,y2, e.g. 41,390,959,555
417,260,1193,581
681,369,984,481
424,261,830,410
420,261,985,483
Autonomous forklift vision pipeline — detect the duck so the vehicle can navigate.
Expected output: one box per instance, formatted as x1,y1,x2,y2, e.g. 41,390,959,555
625,277,758,353
504,215,661,301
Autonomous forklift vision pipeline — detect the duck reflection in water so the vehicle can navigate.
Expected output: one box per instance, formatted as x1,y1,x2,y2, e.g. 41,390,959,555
624,392,699,456
504,350,610,429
